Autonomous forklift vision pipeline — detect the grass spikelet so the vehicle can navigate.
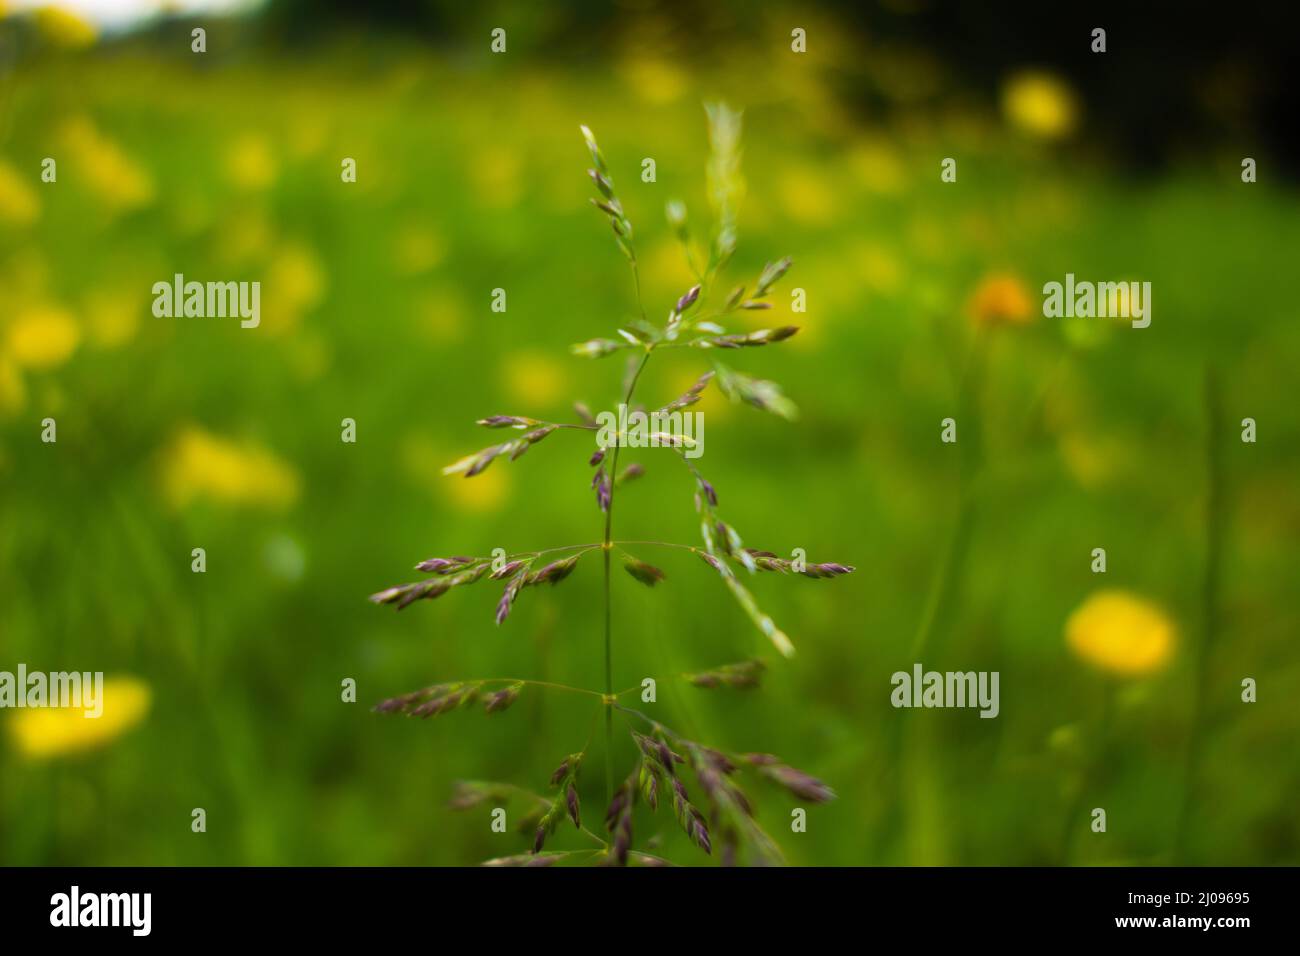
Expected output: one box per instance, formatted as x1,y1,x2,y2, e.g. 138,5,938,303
632,730,710,855
447,780,515,811
580,124,635,264
476,415,540,429
723,572,795,657
442,426,560,478
604,773,636,866
743,753,836,803
694,326,799,349
637,758,661,809
741,550,856,578
686,741,783,866
622,555,665,587
527,553,581,586
685,659,765,690
615,463,644,485
495,570,527,625
370,561,490,610
483,682,523,714
704,102,743,273
712,359,799,420
534,752,584,854
670,776,712,855
373,681,483,718
656,371,713,415
753,256,793,299
482,853,563,867
414,555,476,574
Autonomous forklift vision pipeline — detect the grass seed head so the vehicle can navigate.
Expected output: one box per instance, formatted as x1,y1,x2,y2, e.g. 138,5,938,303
622,555,665,587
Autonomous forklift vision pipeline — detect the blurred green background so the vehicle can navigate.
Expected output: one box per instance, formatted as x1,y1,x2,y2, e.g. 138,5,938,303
1,1,1298,866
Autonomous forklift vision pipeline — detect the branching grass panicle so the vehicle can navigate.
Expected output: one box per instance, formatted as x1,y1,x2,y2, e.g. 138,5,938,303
368,105,853,866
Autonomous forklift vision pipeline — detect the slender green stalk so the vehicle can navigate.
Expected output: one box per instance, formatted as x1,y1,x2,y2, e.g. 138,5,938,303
884,328,988,862
631,259,646,322
614,702,688,742
615,539,703,555
1174,366,1225,861
602,350,652,806
1059,680,1116,863
909,327,988,660
471,677,612,699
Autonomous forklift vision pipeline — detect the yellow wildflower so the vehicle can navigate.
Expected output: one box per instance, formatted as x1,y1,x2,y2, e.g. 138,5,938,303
9,676,150,759
224,134,278,191
968,273,1034,328
444,461,509,512
502,351,564,409
161,426,300,509
402,433,509,513
1002,71,1079,140
0,357,26,415
33,6,97,48
392,224,447,275
618,58,688,105
261,242,326,334
415,287,467,345
60,117,154,212
1066,590,1176,677
83,288,141,348
853,242,904,296
6,305,80,369
849,140,906,195
0,159,41,227
779,166,837,227
468,146,523,209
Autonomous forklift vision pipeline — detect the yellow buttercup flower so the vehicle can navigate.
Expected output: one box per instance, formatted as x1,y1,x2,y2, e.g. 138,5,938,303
468,145,523,209
8,676,150,759
779,165,837,227
392,224,447,276
444,461,509,512
618,58,688,105
849,140,906,195
502,351,564,409
968,273,1034,328
0,159,41,227
402,433,509,513
60,117,154,212
853,241,904,296
161,425,300,509
0,357,26,415
225,134,278,191
82,288,142,349
261,242,326,334
1002,71,1079,140
415,288,467,345
643,237,697,291
1066,590,1175,677
5,305,81,369
33,6,97,48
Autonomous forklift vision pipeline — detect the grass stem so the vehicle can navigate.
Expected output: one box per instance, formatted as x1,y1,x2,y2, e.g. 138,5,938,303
1174,366,1225,861
602,350,652,806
